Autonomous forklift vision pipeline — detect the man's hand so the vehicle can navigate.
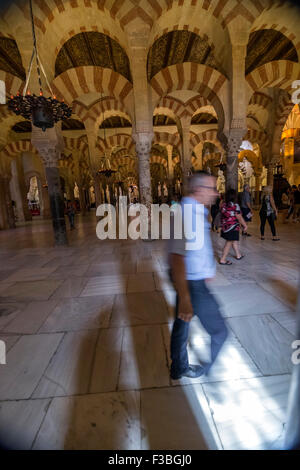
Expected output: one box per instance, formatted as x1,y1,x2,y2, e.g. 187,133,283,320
178,296,193,322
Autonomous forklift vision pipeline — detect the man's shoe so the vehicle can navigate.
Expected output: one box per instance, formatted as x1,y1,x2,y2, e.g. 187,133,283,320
171,364,206,380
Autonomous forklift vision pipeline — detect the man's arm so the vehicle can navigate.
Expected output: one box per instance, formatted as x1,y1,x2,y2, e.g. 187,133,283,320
170,253,193,322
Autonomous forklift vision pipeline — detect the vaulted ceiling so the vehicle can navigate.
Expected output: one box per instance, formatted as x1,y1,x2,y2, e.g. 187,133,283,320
0,37,25,80
153,114,176,126
246,29,298,75
147,30,224,81
62,118,85,130
192,112,218,124
100,116,132,128
55,32,132,82
11,120,32,133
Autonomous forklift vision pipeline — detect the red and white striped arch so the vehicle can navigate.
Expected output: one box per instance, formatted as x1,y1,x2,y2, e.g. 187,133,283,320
111,156,137,172
190,129,222,151
244,128,269,147
150,155,168,169
63,136,88,155
73,97,132,124
97,133,134,152
150,63,227,125
153,131,181,148
249,91,273,109
112,148,135,159
51,66,133,115
246,60,300,92
155,96,187,119
2,140,38,158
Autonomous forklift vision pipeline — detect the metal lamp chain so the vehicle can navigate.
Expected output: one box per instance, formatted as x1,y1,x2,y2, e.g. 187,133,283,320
29,0,43,95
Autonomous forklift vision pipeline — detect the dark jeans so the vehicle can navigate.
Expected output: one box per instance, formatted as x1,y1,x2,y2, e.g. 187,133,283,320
286,205,293,219
170,280,228,376
68,213,75,228
259,212,276,236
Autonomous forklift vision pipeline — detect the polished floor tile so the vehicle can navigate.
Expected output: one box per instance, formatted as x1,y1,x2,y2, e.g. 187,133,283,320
0,333,63,400
89,328,123,393
270,311,298,336
50,278,89,299
0,213,298,450
4,267,57,282
39,296,113,332
33,391,140,450
110,292,169,326
227,315,295,375
0,334,20,352
202,375,291,449
3,300,58,334
141,385,221,450
33,330,99,398
127,273,156,293
211,282,292,317
0,399,51,450
80,275,128,296
0,280,64,301
0,302,26,331
118,325,170,390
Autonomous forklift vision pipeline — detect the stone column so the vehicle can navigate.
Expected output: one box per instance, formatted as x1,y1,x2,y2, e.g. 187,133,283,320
39,180,51,219
225,28,248,193
32,126,68,245
167,144,174,201
41,149,68,245
0,177,8,229
85,123,103,208
10,159,25,222
180,116,192,180
225,126,246,192
133,132,153,208
15,154,32,221
72,150,86,214
254,172,261,205
2,176,16,229
127,25,154,209
266,162,274,186
40,179,51,219
77,184,86,214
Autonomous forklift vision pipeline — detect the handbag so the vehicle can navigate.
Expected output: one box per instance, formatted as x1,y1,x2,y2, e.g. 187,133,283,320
214,212,221,228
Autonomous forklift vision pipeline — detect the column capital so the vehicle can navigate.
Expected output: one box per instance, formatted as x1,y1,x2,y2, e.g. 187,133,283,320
133,132,154,157
32,124,64,168
36,146,61,168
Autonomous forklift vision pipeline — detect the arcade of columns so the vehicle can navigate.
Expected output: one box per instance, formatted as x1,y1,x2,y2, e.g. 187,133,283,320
1,0,300,244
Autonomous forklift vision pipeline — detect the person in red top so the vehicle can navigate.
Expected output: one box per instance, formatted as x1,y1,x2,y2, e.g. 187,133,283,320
219,188,247,265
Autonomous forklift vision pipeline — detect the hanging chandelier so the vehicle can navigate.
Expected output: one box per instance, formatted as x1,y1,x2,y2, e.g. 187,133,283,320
98,153,116,177
97,92,116,177
8,0,72,131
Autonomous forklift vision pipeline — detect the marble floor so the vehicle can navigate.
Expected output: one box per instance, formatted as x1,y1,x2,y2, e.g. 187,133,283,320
0,211,299,450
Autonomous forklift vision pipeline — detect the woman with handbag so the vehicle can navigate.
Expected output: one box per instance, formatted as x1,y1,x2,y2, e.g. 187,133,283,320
259,186,280,241
219,189,248,265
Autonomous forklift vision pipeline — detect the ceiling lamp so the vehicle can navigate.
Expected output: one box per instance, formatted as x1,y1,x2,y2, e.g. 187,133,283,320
8,0,72,131
97,91,116,177
98,150,116,178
